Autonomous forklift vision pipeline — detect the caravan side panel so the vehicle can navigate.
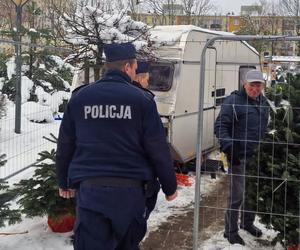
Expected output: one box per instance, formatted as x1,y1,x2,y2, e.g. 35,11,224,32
172,33,217,162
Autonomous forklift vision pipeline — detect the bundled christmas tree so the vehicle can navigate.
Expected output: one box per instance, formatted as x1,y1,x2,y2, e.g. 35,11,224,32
13,134,75,232
247,73,300,248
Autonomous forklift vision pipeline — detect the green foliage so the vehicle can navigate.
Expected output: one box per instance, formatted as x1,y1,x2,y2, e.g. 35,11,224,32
30,53,72,94
247,77,300,246
32,68,66,92
1,14,73,102
0,92,22,227
0,154,21,228
13,134,75,219
0,94,7,119
1,77,16,101
1,51,72,103
0,53,9,78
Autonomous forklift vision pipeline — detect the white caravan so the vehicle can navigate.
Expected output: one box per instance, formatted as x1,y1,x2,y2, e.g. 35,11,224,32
148,25,261,163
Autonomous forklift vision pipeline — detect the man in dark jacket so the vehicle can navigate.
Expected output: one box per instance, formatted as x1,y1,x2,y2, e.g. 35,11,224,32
56,43,177,250
214,69,269,246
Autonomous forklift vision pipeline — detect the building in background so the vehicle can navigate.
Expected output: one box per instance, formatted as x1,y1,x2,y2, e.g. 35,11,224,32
163,3,184,15
241,5,263,16
1,1,300,57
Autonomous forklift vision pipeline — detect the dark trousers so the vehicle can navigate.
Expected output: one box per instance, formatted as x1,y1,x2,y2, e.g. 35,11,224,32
74,184,146,250
145,179,160,220
225,159,256,235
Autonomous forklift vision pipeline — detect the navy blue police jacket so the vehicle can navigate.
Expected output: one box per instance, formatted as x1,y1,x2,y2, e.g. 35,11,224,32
214,88,269,159
56,70,177,196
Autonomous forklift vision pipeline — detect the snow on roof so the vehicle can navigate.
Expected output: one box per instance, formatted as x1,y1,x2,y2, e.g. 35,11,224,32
272,56,300,62
150,25,234,44
150,25,258,55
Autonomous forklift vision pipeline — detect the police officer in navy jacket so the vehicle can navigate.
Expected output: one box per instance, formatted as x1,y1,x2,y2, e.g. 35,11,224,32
133,61,150,89
56,42,178,250
132,61,160,220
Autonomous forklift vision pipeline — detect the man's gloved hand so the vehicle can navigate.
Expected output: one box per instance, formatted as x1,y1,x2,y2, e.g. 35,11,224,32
223,145,240,165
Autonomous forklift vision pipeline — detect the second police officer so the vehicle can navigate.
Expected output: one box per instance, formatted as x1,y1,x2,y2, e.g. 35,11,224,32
56,43,178,250
132,61,161,222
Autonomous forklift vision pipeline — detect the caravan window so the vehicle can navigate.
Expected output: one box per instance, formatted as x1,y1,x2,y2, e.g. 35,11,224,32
148,62,174,91
213,88,226,106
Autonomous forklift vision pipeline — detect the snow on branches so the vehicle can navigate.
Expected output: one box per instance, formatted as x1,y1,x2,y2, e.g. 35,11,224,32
62,7,152,63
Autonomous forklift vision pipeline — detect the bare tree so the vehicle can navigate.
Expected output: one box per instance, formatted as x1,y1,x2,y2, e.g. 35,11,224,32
280,0,300,17
115,0,127,12
0,0,14,31
194,0,215,26
237,0,281,55
145,0,176,25
280,0,300,34
114,0,139,20
42,0,75,30
35,0,77,46
280,0,300,54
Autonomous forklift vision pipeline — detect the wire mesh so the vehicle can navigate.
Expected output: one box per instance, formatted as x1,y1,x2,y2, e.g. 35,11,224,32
0,39,72,180
195,36,300,250
0,34,299,250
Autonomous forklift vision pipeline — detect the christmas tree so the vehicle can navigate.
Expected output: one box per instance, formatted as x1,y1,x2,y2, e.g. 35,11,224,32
13,134,75,219
0,93,21,227
0,154,21,228
0,2,74,114
247,73,300,247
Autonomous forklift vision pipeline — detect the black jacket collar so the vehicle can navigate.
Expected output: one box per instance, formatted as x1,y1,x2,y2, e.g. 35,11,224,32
101,70,132,84
132,81,155,98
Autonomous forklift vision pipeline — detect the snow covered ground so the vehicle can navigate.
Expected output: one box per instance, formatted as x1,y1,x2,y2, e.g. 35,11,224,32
0,170,210,250
0,171,283,250
199,219,283,250
0,102,60,179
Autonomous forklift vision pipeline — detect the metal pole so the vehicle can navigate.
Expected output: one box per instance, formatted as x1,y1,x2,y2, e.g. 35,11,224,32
192,35,300,250
14,5,22,134
192,38,214,250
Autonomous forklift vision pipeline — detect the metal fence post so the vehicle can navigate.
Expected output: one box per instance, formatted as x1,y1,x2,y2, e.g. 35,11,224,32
14,4,22,134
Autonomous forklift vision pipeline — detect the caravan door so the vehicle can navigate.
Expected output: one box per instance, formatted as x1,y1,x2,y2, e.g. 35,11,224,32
202,48,217,152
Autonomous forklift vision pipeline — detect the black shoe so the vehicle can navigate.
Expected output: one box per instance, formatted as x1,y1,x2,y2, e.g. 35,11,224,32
224,232,245,245
240,224,262,237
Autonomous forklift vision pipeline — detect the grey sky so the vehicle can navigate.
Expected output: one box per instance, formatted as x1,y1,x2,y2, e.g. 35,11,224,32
213,0,257,15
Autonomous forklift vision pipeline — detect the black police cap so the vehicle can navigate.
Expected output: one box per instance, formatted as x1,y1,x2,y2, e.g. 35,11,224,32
104,43,136,62
136,61,150,74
